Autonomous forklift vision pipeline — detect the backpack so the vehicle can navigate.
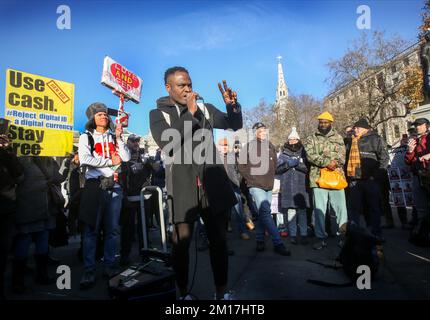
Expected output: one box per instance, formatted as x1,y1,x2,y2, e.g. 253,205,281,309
85,131,117,154
81,131,124,188
307,222,380,287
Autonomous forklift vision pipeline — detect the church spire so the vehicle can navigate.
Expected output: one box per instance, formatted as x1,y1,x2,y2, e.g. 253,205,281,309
275,56,288,121
276,55,288,103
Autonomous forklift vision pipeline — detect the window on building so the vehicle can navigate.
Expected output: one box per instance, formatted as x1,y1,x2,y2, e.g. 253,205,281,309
337,96,340,103
394,125,400,139
403,57,410,67
392,77,399,85
391,64,397,74
359,84,365,93
392,108,398,116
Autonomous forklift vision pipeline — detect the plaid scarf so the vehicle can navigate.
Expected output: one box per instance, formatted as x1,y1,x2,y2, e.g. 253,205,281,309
347,134,362,177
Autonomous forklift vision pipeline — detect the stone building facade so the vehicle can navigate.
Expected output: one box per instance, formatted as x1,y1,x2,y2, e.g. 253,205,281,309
324,44,421,147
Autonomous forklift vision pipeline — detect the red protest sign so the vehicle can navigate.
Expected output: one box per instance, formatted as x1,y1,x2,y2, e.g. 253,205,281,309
101,56,143,103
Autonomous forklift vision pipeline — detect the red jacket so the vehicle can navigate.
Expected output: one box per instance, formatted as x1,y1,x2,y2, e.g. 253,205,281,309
404,133,430,173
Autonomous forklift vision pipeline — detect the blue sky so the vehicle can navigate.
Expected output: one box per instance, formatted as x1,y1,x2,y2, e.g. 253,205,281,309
0,0,424,136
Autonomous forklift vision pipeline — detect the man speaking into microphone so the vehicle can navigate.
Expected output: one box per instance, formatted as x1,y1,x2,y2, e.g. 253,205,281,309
149,66,242,300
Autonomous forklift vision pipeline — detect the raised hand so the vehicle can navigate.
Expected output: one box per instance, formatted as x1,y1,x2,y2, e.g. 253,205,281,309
115,123,123,139
218,80,237,106
408,139,417,153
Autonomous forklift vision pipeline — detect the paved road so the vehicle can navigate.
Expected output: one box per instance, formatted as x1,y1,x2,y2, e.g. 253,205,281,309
5,209,430,300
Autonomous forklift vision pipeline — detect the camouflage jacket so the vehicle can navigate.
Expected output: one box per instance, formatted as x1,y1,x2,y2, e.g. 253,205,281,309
304,128,346,188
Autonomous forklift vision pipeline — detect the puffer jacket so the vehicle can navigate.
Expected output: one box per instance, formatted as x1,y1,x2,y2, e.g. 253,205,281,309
276,144,310,209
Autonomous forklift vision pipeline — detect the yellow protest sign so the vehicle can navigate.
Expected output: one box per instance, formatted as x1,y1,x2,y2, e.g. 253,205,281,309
4,69,74,156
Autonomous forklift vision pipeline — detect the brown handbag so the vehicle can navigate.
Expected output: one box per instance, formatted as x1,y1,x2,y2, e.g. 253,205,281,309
316,168,348,190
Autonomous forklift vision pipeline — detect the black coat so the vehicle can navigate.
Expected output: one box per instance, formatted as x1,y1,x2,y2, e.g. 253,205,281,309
149,96,242,223
0,147,24,215
345,130,389,180
221,152,241,188
121,152,153,197
15,157,62,224
276,145,310,209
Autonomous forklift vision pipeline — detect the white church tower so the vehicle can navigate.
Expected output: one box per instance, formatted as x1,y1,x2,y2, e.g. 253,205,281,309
274,55,289,122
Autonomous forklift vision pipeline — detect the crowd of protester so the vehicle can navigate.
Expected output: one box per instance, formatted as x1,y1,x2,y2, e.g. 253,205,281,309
1,93,430,300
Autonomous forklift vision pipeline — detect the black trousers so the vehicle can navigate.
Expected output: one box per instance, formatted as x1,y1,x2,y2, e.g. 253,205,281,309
348,179,382,237
171,208,228,290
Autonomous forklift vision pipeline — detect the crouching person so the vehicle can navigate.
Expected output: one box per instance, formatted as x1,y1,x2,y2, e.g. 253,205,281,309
78,103,130,289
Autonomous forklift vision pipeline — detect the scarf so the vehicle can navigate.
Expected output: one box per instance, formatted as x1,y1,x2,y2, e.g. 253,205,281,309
347,134,362,177
284,142,302,153
318,126,332,136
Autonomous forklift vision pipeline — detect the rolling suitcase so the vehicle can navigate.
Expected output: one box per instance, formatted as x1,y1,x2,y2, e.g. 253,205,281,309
108,186,176,300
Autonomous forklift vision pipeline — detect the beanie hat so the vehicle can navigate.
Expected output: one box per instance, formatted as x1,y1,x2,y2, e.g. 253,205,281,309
288,127,300,140
353,118,371,129
317,111,334,122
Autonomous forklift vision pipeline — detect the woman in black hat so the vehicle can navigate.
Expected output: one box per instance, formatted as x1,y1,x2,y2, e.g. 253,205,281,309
78,102,130,289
